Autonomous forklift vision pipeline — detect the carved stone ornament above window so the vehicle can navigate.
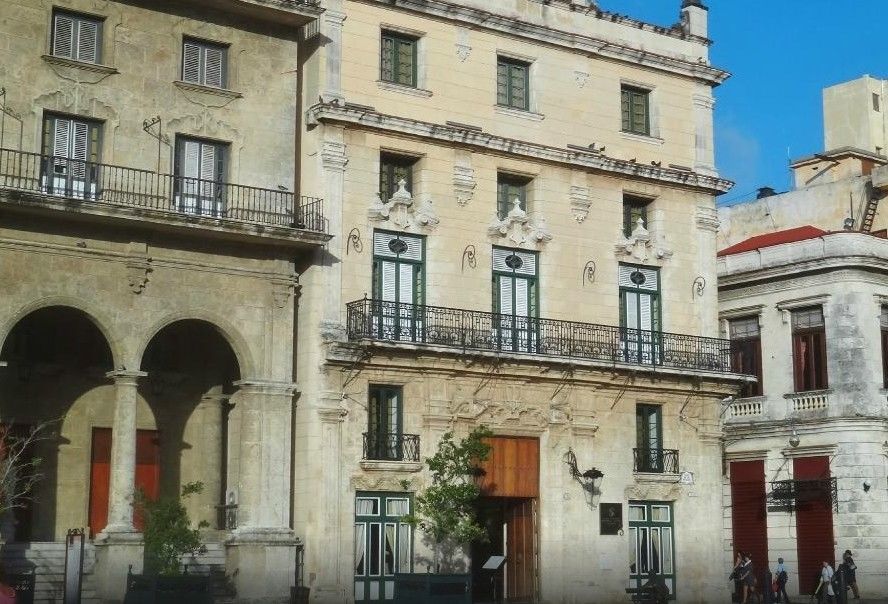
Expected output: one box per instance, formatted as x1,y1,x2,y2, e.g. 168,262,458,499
614,217,673,263
453,164,476,206
368,178,440,231
488,197,553,246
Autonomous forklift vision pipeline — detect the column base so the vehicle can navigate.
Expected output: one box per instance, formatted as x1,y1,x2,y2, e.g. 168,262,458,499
226,528,300,603
93,530,143,602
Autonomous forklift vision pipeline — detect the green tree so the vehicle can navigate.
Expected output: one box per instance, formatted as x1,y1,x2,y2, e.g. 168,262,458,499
137,482,208,576
0,421,53,518
407,425,493,572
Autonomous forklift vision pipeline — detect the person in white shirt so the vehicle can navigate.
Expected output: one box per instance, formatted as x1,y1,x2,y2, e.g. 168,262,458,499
820,561,836,604
774,557,791,603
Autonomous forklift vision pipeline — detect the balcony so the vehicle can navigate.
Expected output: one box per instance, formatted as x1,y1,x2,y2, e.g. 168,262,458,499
633,448,680,474
362,432,421,463
767,478,838,513
0,148,327,244
346,298,735,374
180,0,323,27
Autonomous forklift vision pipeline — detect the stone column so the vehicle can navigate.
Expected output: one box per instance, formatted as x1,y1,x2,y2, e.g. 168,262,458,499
695,205,720,338
226,379,299,602
94,370,146,602
321,6,346,104
195,393,229,529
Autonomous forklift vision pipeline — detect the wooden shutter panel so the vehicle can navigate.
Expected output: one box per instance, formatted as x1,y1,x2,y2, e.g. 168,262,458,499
70,121,89,179
496,62,509,106
510,63,527,109
624,292,639,330
76,19,99,63
499,276,513,315
397,263,413,304
396,39,413,86
204,46,224,88
53,118,71,159
381,36,395,82
380,261,397,302
515,278,529,318
182,43,202,83
639,294,653,331
621,89,631,131
53,14,75,59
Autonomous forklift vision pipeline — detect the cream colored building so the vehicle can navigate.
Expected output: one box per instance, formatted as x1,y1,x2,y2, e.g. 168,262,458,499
295,1,745,603
718,78,888,600
0,0,325,602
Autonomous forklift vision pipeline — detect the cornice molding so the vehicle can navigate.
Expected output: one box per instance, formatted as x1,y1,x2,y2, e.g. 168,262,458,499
355,0,727,85
307,103,733,194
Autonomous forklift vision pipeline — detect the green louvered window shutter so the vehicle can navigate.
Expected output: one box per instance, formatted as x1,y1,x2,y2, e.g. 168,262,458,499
497,57,530,110
621,86,651,135
381,32,417,87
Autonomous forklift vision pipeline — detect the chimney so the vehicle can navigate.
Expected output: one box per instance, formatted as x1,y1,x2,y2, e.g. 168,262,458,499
756,187,776,200
681,0,708,39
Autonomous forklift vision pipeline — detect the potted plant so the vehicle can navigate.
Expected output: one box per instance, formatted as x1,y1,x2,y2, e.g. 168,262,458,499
398,426,492,603
125,482,212,604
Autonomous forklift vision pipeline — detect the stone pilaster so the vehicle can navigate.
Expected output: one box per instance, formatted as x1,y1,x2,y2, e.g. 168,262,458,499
692,89,717,176
321,7,346,104
195,393,229,528
696,205,720,338
320,127,348,331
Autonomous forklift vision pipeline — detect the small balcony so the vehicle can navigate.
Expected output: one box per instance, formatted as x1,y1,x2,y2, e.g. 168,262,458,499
346,298,735,374
0,148,327,244
362,432,421,463
633,448,680,474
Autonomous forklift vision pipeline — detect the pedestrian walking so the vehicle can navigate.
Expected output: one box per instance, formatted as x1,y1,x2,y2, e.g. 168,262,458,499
730,551,743,602
739,553,758,604
775,557,791,603
842,550,860,600
819,561,836,604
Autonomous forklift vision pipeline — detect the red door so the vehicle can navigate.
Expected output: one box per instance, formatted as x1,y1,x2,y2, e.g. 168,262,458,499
730,461,769,575
794,456,834,595
88,428,160,537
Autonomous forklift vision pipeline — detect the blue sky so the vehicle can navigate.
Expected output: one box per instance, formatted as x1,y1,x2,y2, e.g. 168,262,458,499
604,0,886,205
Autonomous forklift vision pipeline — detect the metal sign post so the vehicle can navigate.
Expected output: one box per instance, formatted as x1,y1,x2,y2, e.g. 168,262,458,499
63,528,85,604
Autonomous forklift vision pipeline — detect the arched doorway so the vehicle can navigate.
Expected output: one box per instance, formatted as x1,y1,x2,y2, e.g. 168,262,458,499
0,306,115,541
139,320,241,530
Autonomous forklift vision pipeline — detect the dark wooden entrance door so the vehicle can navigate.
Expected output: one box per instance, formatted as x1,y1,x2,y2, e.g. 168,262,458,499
88,428,160,536
794,456,834,595
729,460,769,578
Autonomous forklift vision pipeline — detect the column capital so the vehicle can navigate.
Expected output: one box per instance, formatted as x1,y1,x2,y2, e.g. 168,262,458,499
105,370,147,383
234,379,297,397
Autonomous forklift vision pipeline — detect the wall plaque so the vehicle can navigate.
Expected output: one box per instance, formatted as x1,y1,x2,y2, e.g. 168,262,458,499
600,503,623,535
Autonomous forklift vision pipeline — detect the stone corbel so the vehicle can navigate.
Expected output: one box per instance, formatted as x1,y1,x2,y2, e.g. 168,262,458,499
271,273,301,309
695,205,720,232
321,140,348,172
570,186,591,223
614,218,673,263
488,197,553,246
368,179,439,231
125,242,152,294
453,164,476,206
317,406,348,424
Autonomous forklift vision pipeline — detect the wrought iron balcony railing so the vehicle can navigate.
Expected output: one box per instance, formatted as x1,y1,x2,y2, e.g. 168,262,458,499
767,477,838,512
633,448,680,474
0,148,326,233
363,432,420,462
346,298,734,373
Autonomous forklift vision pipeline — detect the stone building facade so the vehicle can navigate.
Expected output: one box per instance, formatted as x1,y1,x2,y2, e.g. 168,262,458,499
0,0,326,602
295,1,745,602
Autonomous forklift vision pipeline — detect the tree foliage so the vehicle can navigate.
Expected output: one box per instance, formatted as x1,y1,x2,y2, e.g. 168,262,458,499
407,426,493,568
0,421,54,519
137,482,208,576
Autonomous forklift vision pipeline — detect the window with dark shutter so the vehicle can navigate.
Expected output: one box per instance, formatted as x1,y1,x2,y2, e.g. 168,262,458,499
621,86,651,135
729,317,763,397
791,307,828,392
379,153,416,201
497,57,530,110
40,113,102,199
623,195,651,237
497,173,531,219
181,38,228,88
52,10,103,64
380,32,417,87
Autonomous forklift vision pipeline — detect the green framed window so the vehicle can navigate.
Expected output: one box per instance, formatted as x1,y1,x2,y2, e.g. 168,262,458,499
621,86,651,135
628,501,675,598
497,173,530,219
367,385,403,461
635,404,663,472
355,492,413,602
619,264,662,365
41,112,102,199
379,153,415,201
492,247,538,353
372,231,425,341
497,57,530,110
623,195,651,237
381,32,417,87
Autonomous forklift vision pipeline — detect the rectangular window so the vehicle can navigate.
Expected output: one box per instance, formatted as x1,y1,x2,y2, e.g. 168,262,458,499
623,195,651,237
619,265,661,365
496,57,530,110
372,231,425,341
41,113,102,199
492,247,538,353
182,38,228,88
355,493,413,602
367,385,403,461
628,501,676,597
729,317,764,397
174,136,227,216
380,32,417,87
635,404,663,472
497,173,530,219
379,153,416,202
874,93,881,112
881,307,888,388
621,86,651,135
52,10,103,64
792,307,828,392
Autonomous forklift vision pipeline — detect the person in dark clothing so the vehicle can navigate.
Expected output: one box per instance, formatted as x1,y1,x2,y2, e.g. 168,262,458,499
842,550,860,600
774,557,791,604
739,553,756,604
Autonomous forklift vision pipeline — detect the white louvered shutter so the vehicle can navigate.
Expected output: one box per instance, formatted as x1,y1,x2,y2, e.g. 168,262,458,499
183,43,202,84
76,20,99,63
498,277,513,315
625,292,639,330
515,278,529,317
204,46,224,88
639,294,653,331
381,261,397,302
53,118,71,159
398,263,413,304
53,15,75,59
70,121,89,179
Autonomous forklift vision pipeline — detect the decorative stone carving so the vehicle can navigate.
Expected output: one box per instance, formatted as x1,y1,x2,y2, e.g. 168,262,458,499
488,198,553,246
614,217,673,262
453,164,476,206
455,44,472,62
271,273,301,309
574,70,589,88
695,205,720,232
624,481,683,502
351,474,419,492
321,140,348,172
569,186,591,222
368,179,439,231
126,257,152,294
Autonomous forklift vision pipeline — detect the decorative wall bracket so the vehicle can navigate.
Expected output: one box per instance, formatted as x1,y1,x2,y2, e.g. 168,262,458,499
692,276,706,300
368,179,439,231
488,197,552,246
583,261,596,286
570,186,592,223
126,257,152,294
461,245,477,273
453,164,476,206
347,228,363,254
614,217,673,263
271,273,301,308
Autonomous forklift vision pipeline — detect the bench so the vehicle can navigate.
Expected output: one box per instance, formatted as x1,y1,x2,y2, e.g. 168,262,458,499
625,585,667,604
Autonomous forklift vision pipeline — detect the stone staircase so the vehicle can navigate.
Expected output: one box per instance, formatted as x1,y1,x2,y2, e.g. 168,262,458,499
0,541,100,603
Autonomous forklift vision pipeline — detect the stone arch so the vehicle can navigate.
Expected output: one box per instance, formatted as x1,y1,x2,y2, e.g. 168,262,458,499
0,296,123,369
135,310,257,379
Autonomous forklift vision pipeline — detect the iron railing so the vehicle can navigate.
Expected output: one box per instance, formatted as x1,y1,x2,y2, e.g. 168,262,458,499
362,432,420,462
767,478,838,513
633,448,680,474
346,298,734,372
0,148,326,233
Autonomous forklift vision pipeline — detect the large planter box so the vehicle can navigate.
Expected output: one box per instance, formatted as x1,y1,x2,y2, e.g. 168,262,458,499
394,573,471,604
123,574,213,604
